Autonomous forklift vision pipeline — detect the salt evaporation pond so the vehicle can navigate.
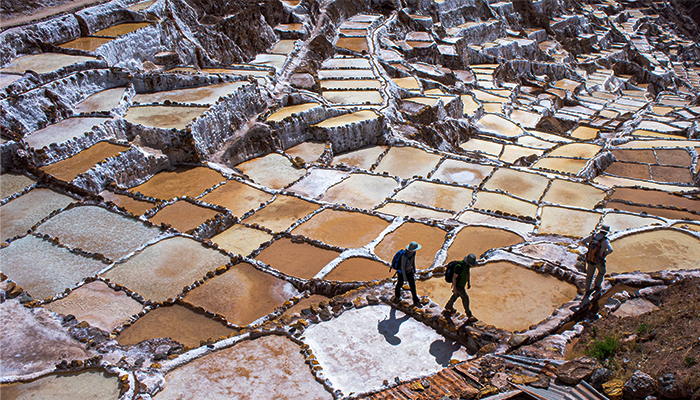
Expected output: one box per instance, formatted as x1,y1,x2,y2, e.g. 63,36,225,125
376,202,454,220
130,166,225,200
237,153,306,190
0,370,120,400
322,90,383,104
393,181,473,212
99,190,156,215
266,102,320,122
607,229,700,273
375,146,441,179
292,209,390,249
124,105,209,129
483,168,550,202
324,257,389,282
133,82,247,105
201,179,273,216
242,195,319,232
256,238,340,279
431,159,494,186
331,145,385,169
93,22,152,37
149,200,219,232
0,188,74,242
24,117,111,149
538,206,601,237
541,179,607,208
447,226,523,260
472,191,538,218
73,87,125,113
0,54,97,74
41,141,129,182
374,222,447,270
0,173,34,199
58,37,113,51
210,224,273,256
320,173,397,209
284,141,327,163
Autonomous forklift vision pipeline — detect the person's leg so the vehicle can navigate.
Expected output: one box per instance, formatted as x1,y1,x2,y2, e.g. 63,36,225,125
584,262,595,293
445,293,458,310
456,286,471,317
407,272,419,304
394,272,404,300
593,263,606,291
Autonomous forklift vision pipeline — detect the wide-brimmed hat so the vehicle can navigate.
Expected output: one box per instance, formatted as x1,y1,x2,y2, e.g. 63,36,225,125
406,241,421,251
599,225,610,234
464,253,477,266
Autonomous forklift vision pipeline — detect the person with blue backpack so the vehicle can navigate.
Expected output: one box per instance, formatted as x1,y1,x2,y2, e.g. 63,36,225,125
443,253,478,324
389,241,422,307
581,225,613,300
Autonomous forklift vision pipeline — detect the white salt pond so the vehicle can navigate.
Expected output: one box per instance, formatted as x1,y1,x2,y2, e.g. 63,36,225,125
375,146,441,179
322,90,383,105
393,180,473,212
0,188,74,242
0,54,97,75
313,110,379,128
474,114,524,138
0,370,120,399
0,173,34,199
133,82,247,105
287,169,349,199
237,153,306,190
538,206,601,238
332,145,385,169
210,225,273,256
23,117,111,149
73,87,125,113
320,173,397,209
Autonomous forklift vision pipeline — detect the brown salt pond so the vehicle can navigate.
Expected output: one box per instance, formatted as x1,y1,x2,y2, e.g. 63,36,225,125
532,157,587,175
154,335,331,400
117,304,234,347
149,200,219,232
447,226,523,260
612,149,657,164
393,181,473,212
182,263,299,326
332,145,385,169
609,202,700,221
324,257,390,282
322,90,383,105
375,146,442,179
607,229,700,273
431,160,493,186
292,209,390,249
0,235,107,300
0,54,97,75
0,173,34,199
541,178,607,208
243,195,319,232
655,149,692,166
266,103,320,122
41,141,129,182
130,166,226,200
313,109,379,128
255,237,340,279
474,114,524,138
0,370,120,400
285,141,326,163
124,105,209,129
211,225,272,256
237,153,306,190
133,82,247,105
321,173,397,210
483,168,550,202
601,212,664,233
200,179,273,216
375,202,454,220
46,281,143,333
538,206,601,238
24,117,111,149
99,190,156,215
73,87,125,113
650,165,693,184
58,37,113,52
374,222,447,270
93,22,152,37
36,205,161,260
335,37,369,52
102,236,230,302
0,188,74,242
472,191,538,218
605,162,651,180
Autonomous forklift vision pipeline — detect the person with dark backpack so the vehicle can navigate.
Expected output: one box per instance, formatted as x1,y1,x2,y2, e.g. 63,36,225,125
443,253,478,323
581,225,613,299
389,241,422,307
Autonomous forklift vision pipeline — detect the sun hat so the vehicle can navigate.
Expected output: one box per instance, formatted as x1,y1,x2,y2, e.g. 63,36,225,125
464,253,477,266
600,225,610,233
406,241,421,251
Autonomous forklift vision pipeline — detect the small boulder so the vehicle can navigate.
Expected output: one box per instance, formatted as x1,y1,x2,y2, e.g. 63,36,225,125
458,385,479,399
658,373,686,399
555,357,600,385
153,345,170,361
624,370,657,399
589,367,612,391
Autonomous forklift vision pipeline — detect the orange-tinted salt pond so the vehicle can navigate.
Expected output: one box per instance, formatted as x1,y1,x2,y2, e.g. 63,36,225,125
609,187,700,213
483,168,550,202
332,145,385,169
149,200,219,232
41,141,129,182
58,37,113,52
0,235,107,300
266,102,320,122
130,166,225,200
102,236,230,302
374,222,447,270
538,206,601,238
335,37,369,52
0,188,74,242
255,238,340,279
46,281,142,333
24,117,111,149
182,263,299,326
200,179,273,216
393,181,473,212
375,202,454,220
211,225,272,256
541,179,607,208
124,105,209,129
607,229,700,273
0,173,34,199
321,173,397,210
608,202,700,221
324,257,390,282
236,153,306,190
133,82,247,105
0,54,97,75
375,147,441,179
431,159,493,186
460,138,503,156
74,87,125,113
0,370,120,400
99,190,156,215
472,191,538,218
36,205,161,260
243,195,318,232
117,304,235,347
447,226,523,260
93,22,152,37
154,335,331,400
292,209,390,249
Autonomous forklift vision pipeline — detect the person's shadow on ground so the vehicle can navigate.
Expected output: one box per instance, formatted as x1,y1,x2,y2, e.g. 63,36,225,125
429,338,462,367
377,307,410,346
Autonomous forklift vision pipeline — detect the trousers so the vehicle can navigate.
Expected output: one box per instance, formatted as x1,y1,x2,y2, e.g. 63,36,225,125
585,261,606,293
395,270,419,303
446,285,471,317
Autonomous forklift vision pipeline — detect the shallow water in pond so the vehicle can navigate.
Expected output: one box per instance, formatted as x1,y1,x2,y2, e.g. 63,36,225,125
0,173,34,199
266,102,320,122
499,145,543,164
313,110,379,127
237,153,306,190
99,190,155,215
292,209,390,249
0,54,97,75
393,181,473,212
607,229,700,273
200,179,272,217
650,165,693,183
0,370,120,400
270,39,297,54
374,222,447,270
58,37,113,51
41,141,128,182
243,195,319,232
255,237,340,279
375,202,454,220
0,188,74,242
102,236,230,302
149,200,219,232
322,58,372,69
538,206,601,238
460,138,503,156
324,257,390,282
335,37,369,52
321,173,397,210
472,191,537,218
332,145,385,169
24,117,111,149
605,162,651,180
93,22,152,37
123,105,208,129
74,87,125,113
375,147,441,179
182,263,299,326
154,335,330,400
474,114,523,138
447,226,523,260
609,187,700,213
322,90,382,104
117,304,235,347
133,82,247,105
130,166,225,200
211,225,272,256
483,168,549,202
601,212,663,233
541,179,606,209
611,149,657,164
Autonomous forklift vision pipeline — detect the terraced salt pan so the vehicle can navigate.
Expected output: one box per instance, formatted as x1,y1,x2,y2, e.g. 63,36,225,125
304,305,470,394
321,173,397,210
650,165,693,184
133,82,247,105
0,54,97,75
149,200,219,232
321,58,372,69
0,235,107,300
287,169,348,199
335,37,369,52
610,202,700,222
515,135,558,150
0,188,74,242
483,168,550,202
37,205,160,260
155,335,330,400
460,138,503,156
270,39,297,54
321,79,381,90
0,370,120,400
102,236,230,302
200,179,272,216
313,110,379,128
23,117,111,149
431,159,493,186
541,179,606,208
285,142,327,163
570,126,599,140
0,73,21,88
0,173,34,199
375,202,453,220
612,149,657,163
447,226,523,261
609,187,700,213
58,37,113,51
474,114,524,138
117,304,235,347
655,149,692,166
99,190,155,215
393,181,473,212
392,77,420,90
616,139,700,149
237,153,306,190
124,105,209,129
168,67,271,77
46,281,142,333
266,103,320,122
182,263,299,326
601,212,664,233
375,147,441,179
547,143,601,158
322,90,383,105
538,206,601,238
529,130,573,143
250,54,287,70
472,192,538,218
292,209,390,249
256,238,340,279
607,230,700,273
532,157,587,175
129,0,156,11
606,161,652,181
374,222,447,270
319,69,376,79
73,87,125,113
131,166,226,200
243,195,319,232
323,257,389,282
211,225,272,256
509,109,541,128
41,141,129,182
93,22,152,37
332,145,385,169
461,94,480,115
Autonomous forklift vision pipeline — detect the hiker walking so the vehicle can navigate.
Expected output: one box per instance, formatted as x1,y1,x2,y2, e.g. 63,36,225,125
443,253,478,323
581,225,613,298
390,241,422,307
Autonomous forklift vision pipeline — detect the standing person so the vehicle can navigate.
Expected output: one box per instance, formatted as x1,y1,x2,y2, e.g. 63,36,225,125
390,241,422,307
581,225,613,299
444,253,478,323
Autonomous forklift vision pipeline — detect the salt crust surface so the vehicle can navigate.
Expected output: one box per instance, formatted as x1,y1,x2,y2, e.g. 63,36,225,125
304,304,470,395
0,370,120,399
292,209,391,249
375,146,442,179
393,180,474,212
331,145,386,170
375,202,454,220
73,87,125,113
133,82,248,105
538,206,602,238
237,153,306,190
242,195,319,232
607,229,700,273
211,224,273,257
23,117,112,149
0,173,34,200
287,169,349,198
0,188,74,242
201,179,273,217
321,173,398,210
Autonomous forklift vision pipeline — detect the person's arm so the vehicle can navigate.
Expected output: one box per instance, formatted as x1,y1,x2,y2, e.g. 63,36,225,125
581,234,593,246
467,268,471,289
452,273,458,293
603,239,613,256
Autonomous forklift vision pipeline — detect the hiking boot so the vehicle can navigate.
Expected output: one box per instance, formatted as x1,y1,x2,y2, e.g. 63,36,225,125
443,307,456,315
389,296,400,303
466,315,478,324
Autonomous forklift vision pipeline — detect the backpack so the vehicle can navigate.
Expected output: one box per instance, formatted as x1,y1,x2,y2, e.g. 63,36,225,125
444,261,461,283
586,237,605,264
390,250,406,272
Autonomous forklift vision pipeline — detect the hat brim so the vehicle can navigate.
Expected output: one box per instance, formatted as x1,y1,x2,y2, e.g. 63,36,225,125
406,244,422,251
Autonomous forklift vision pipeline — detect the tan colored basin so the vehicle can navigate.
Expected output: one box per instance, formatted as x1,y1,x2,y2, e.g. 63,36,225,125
211,225,272,256
542,179,607,208
74,87,125,113
58,37,113,52
266,103,320,122
375,147,442,179
314,110,379,128
0,188,74,242
0,54,97,75
130,166,226,200
324,257,390,282
149,200,219,232
321,173,397,210
285,141,326,163
237,153,306,190
322,90,383,105
292,209,390,249
24,117,111,149
0,370,120,400
93,22,152,37
332,145,386,169
0,173,34,199
41,141,128,182
375,202,454,220
124,105,208,129
483,168,550,202
133,82,247,105
99,190,155,215
460,138,503,156
601,212,663,233
335,37,369,52
474,114,524,138
532,157,587,175
430,159,493,187
547,143,600,158
374,222,447,270
255,237,340,279
200,179,273,216
538,206,601,238
607,229,700,273
243,195,319,232
472,192,538,218
447,226,523,260
393,181,474,212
